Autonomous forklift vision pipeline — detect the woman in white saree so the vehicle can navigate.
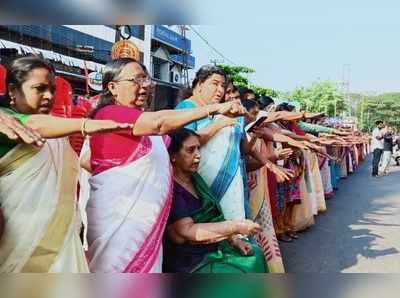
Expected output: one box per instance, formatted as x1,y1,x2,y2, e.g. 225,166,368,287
0,56,133,273
79,58,245,273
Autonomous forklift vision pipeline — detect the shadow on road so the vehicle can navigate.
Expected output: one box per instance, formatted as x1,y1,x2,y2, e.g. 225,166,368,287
281,155,400,272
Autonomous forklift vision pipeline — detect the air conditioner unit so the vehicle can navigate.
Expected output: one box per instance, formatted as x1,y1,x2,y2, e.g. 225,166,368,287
170,71,181,84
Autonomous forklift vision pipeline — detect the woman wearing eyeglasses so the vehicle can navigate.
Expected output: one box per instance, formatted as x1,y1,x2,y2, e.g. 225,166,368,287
83,58,246,273
0,56,135,273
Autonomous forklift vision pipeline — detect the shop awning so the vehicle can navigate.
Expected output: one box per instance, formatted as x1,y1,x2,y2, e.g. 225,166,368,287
0,38,104,72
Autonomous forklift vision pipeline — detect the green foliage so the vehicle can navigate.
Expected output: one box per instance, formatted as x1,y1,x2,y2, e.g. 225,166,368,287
288,80,347,116
249,84,279,98
217,64,279,97
356,92,400,132
217,64,254,87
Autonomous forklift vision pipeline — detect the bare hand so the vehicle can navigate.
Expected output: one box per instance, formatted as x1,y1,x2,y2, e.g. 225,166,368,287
233,219,262,236
287,138,309,150
232,238,254,256
269,164,295,183
275,148,293,160
0,110,45,146
84,120,133,135
217,100,247,118
335,130,351,136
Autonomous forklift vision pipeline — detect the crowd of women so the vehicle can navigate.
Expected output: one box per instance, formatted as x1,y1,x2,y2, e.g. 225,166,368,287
0,55,370,273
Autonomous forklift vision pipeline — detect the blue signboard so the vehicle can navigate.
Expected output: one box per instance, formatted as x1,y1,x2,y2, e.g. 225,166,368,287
152,25,191,52
170,54,195,69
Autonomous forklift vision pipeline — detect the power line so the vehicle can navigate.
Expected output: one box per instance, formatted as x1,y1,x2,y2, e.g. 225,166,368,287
189,25,236,66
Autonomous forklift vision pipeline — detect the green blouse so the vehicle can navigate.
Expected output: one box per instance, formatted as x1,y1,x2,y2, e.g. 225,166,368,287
0,108,30,157
298,121,335,134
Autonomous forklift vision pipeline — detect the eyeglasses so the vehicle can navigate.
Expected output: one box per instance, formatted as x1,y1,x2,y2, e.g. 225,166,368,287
115,75,152,86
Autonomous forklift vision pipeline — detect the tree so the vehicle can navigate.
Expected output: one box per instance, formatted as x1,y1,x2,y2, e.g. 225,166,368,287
356,92,400,132
217,64,279,98
289,80,347,116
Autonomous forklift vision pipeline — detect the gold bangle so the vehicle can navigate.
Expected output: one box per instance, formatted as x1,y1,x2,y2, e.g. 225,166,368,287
81,118,89,137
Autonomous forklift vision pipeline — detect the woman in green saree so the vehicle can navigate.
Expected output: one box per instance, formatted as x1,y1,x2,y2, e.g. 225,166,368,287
163,128,268,273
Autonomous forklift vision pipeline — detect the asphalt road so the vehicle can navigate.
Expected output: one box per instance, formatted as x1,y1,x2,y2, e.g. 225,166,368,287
280,156,400,273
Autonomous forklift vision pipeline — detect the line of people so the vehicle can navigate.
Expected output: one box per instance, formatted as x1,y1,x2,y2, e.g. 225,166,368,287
0,56,370,273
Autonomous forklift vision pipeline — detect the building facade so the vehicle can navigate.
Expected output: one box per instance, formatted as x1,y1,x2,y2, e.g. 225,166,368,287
0,25,195,109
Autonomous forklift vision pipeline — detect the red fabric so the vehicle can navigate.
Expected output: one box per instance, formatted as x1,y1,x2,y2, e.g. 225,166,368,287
0,65,7,95
51,76,72,118
289,122,306,136
90,105,147,175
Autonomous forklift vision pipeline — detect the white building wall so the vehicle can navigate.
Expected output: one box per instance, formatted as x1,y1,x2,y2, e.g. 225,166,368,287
142,25,152,71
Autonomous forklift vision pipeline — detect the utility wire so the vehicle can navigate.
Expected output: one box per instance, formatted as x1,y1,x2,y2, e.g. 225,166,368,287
189,25,237,66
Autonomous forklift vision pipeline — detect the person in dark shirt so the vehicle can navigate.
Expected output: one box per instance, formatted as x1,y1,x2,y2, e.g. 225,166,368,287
379,127,394,175
163,128,268,273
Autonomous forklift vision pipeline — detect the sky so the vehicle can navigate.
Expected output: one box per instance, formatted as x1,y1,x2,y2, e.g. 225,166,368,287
186,0,400,94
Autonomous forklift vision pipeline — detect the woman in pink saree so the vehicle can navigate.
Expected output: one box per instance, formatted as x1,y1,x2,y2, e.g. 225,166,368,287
82,58,245,273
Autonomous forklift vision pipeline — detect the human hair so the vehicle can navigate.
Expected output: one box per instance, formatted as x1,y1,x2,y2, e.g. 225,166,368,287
238,86,257,101
241,99,259,111
229,82,238,93
276,102,295,112
257,95,274,109
375,120,383,126
90,57,148,118
178,65,227,100
0,56,55,107
168,128,200,156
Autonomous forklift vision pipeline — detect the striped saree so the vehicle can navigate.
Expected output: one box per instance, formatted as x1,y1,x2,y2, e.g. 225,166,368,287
0,139,88,273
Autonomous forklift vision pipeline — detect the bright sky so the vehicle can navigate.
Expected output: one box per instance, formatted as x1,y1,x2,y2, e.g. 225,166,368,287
187,0,400,94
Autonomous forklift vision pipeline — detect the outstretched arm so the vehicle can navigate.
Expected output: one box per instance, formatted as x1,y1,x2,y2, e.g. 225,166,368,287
26,115,132,138
167,217,261,245
133,101,246,136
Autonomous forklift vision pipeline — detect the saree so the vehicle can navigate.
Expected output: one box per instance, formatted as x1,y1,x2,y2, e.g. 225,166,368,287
319,155,333,197
0,139,88,273
291,172,315,231
176,100,245,220
307,152,326,213
339,147,348,178
86,136,173,273
191,174,268,273
248,140,285,273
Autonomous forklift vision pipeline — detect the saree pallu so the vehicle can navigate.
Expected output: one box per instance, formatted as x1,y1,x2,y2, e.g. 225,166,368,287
309,152,327,213
291,173,315,231
329,160,339,190
248,141,285,273
303,151,318,215
0,139,88,273
319,156,333,197
339,147,348,178
176,100,245,220
86,136,173,273
348,149,354,174
197,115,245,220
191,174,268,273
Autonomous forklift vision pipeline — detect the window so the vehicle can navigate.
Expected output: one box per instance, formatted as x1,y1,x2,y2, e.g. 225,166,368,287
124,26,145,41
153,57,162,80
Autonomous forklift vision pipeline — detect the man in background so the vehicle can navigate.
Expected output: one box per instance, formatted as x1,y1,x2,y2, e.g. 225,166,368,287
379,126,394,176
371,120,386,177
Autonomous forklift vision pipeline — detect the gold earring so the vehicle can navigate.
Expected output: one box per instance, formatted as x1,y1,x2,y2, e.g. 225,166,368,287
9,95,16,105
